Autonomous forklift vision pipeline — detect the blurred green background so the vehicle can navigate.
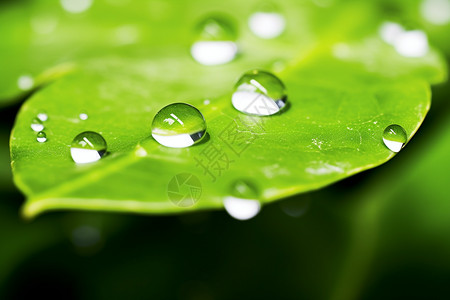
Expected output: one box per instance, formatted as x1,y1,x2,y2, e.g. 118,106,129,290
1,0,450,299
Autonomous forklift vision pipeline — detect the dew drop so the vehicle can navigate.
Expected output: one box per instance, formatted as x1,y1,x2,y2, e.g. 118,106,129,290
17,75,34,91
72,225,101,248
379,22,429,57
37,112,48,122
232,70,287,116
31,118,44,132
394,30,429,58
151,103,207,148
421,0,450,25
60,0,93,14
280,197,310,218
70,131,107,164
79,112,89,120
379,21,404,45
224,180,261,221
248,3,286,39
190,16,238,66
36,131,47,143
383,124,407,153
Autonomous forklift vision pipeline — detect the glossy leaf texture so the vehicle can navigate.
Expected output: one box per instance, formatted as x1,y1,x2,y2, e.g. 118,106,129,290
7,0,447,218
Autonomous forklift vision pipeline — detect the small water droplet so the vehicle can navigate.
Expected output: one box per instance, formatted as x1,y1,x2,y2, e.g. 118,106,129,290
191,16,238,66
37,112,48,122
379,21,404,45
70,131,107,164
248,3,286,39
17,75,34,91
31,118,44,132
383,124,407,152
232,70,287,116
60,0,93,14
421,0,450,25
79,113,89,120
152,103,207,148
271,59,287,72
36,131,47,143
280,197,310,218
71,225,101,248
224,180,261,221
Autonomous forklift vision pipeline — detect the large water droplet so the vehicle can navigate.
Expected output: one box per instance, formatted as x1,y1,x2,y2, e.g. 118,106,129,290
31,118,44,132
70,131,107,164
224,180,261,221
191,16,238,66
383,124,407,153
36,131,47,143
232,70,287,116
152,103,207,148
248,3,286,39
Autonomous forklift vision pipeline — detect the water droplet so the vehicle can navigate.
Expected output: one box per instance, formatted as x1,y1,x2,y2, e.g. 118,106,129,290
37,112,48,122
17,75,34,91
70,131,107,164
190,16,238,66
79,113,89,120
72,225,101,248
31,118,44,132
379,22,429,57
421,0,450,25
152,103,207,148
394,30,429,58
232,70,287,116
379,21,404,45
248,3,286,39
60,0,93,14
280,197,310,218
224,180,261,221
36,131,47,143
383,124,407,153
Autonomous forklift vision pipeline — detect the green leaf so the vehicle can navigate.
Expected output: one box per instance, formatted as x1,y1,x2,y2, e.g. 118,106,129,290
7,0,447,218
11,47,444,218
